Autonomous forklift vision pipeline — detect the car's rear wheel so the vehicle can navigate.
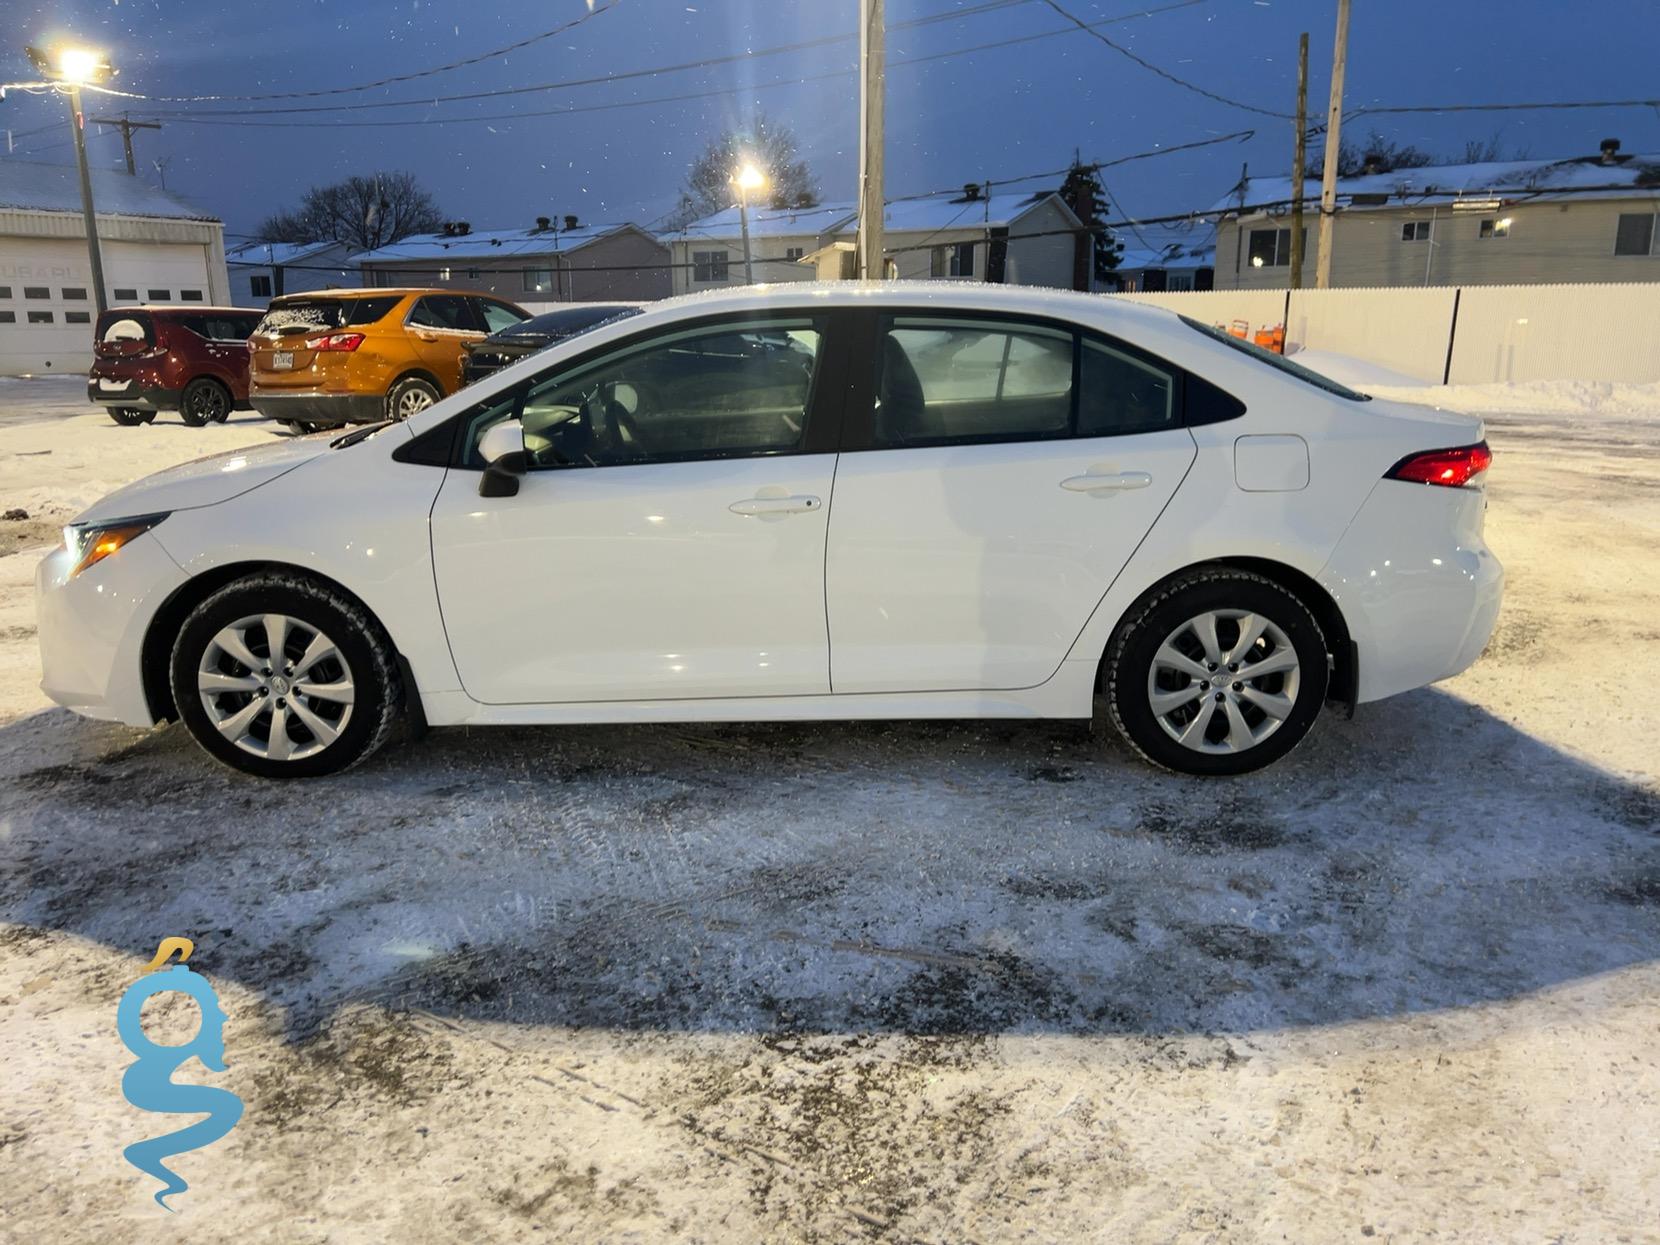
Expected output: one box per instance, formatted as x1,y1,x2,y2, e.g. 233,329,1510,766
1104,568,1328,776
107,407,152,426
386,376,440,421
170,573,402,778
180,378,231,427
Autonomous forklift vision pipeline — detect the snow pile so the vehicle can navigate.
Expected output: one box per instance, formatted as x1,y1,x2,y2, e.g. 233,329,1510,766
1366,378,1660,419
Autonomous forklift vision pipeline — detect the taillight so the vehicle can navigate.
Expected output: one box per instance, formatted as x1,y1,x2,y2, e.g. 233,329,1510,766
1385,441,1492,488
303,332,365,352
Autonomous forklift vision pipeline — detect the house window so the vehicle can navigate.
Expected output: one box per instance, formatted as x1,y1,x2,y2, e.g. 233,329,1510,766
692,250,730,282
466,268,482,280
180,289,204,301
24,286,48,299
0,286,9,298
438,267,452,282
1400,221,1432,242
66,311,91,324
0,311,14,323
27,310,53,324
1478,217,1510,239
1246,227,1299,268
61,286,87,300
951,242,975,278
784,246,805,262
249,275,273,298
114,287,137,301
1614,213,1655,257
523,268,554,293
147,289,170,300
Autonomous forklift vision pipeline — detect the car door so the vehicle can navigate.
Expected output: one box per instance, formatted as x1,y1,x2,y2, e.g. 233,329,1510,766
826,313,1199,694
406,294,486,393
428,312,843,705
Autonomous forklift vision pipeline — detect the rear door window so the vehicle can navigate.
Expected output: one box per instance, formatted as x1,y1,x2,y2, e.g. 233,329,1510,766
409,295,483,332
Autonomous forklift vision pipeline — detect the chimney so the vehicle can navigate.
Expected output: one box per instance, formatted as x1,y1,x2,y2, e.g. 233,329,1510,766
441,222,455,236
535,215,551,232
961,182,982,202
1600,137,1623,164
1361,152,1385,176
454,220,471,236
563,214,580,232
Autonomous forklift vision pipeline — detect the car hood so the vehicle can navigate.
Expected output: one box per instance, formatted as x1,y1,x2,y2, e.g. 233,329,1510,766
73,434,333,525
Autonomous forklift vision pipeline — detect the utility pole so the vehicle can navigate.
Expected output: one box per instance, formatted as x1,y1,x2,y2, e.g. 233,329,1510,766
66,86,109,314
857,0,886,280
89,113,160,176
1314,0,1350,289
1289,32,1309,289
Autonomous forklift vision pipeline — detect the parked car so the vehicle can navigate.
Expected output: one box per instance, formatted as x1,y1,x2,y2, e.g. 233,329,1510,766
38,283,1502,779
88,307,264,427
461,303,643,386
247,289,530,431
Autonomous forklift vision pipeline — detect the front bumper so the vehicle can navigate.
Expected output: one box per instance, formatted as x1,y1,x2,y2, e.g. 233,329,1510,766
1320,479,1504,703
36,531,187,726
87,377,180,412
251,391,384,427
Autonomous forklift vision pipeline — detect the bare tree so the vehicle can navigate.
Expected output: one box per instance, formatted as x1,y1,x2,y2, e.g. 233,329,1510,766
256,171,444,251
1460,132,1529,164
668,115,819,229
1310,130,1436,178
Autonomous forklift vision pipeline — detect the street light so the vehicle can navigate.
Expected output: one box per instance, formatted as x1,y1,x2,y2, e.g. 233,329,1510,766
26,42,116,315
730,161,768,285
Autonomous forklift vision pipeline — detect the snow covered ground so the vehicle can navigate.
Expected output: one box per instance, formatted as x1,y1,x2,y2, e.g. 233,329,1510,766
2,373,1658,1242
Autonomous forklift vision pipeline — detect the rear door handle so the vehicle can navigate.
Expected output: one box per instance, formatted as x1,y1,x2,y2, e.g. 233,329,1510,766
729,495,822,516
1061,471,1153,492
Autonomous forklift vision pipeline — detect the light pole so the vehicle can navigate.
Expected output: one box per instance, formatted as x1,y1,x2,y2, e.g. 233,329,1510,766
731,162,767,285
27,43,115,315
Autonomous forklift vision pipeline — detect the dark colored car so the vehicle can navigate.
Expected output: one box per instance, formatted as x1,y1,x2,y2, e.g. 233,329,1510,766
461,303,643,386
88,307,264,427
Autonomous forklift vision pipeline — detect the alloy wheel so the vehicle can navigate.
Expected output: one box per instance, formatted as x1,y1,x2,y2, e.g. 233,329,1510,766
1146,609,1301,754
196,613,355,761
396,387,435,419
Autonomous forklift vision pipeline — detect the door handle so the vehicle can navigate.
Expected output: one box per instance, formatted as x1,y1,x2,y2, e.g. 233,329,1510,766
729,495,822,516
1061,471,1153,493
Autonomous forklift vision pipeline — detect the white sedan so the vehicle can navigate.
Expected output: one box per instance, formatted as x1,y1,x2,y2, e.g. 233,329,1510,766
36,283,1502,778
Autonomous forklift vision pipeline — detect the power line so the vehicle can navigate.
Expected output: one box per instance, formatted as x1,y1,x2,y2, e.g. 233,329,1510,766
120,0,1207,120
1350,98,1660,118
1034,0,1293,120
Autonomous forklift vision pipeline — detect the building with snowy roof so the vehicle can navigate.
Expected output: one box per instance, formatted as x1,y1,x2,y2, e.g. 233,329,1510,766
664,191,1085,293
0,159,228,375
351,217,670,304
226,239,359,308
1213,138,1660,289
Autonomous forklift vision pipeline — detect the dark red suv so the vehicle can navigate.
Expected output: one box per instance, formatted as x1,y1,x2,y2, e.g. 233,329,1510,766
88,307,264,426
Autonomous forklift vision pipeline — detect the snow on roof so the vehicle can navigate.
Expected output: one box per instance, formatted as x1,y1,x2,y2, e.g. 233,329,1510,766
833,192,1069,235
668,201,857,243
1218,152,1660,214
350,222,647,264
0,159,218,222
225,240,342,266
1114,222,1217,271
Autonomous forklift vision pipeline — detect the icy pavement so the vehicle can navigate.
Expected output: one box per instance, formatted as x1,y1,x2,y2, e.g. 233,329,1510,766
1,380,1657,1241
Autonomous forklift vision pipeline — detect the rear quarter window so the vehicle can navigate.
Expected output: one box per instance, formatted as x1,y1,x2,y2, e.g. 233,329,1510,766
1180,315,1371,402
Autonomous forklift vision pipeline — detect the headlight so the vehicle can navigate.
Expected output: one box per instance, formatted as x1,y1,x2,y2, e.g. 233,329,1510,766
62,513,169,578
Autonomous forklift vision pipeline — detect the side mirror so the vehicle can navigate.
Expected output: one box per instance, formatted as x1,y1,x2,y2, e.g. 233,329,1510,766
477,419,526,498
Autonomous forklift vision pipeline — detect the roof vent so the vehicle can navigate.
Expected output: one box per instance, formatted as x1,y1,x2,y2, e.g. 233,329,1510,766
440,222,455,236
960,182,982,202
535,215,551,232
563,214,580,232
1600,137,1628,164
1361,152,1385,176
454,220,471,236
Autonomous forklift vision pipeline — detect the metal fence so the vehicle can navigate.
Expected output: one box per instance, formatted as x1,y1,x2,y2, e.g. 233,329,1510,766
1107,283,1660,385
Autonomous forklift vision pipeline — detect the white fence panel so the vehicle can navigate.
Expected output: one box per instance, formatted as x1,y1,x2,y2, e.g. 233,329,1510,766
1448,283,1660,384
1107,289,1288,336
1288,287,1457,384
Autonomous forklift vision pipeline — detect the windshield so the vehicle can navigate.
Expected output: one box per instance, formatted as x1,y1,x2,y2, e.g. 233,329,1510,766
508,305,642,338
255,295,402,337
1181,316,1371,402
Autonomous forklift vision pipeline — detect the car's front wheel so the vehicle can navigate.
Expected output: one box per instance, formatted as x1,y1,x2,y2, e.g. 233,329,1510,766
1104,568,1329,776
170,573,402,778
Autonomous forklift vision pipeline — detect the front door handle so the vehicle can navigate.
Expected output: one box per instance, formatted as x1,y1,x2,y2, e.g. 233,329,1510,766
729,495,822,516
1061,471,1153,493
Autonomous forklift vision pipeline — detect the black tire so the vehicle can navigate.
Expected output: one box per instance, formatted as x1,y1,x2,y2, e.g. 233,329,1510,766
107,407,148,427
1104,567,1329,776
180,378,232,427
385,376,441,422
169,572,403,778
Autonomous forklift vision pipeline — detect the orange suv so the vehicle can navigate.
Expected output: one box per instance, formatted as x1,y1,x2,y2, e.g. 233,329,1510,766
248,288,530,430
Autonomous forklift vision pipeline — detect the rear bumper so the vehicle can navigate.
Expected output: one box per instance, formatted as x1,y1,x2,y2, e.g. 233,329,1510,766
88,378,179,411
1320,479,1504,703
250,391,384,426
